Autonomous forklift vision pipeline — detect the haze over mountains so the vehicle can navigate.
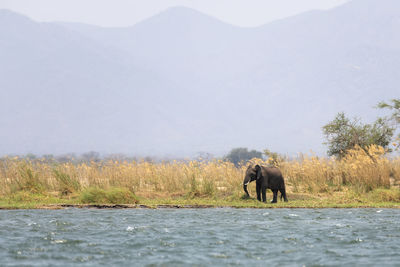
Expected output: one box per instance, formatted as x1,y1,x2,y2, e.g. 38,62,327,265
1,0,399,157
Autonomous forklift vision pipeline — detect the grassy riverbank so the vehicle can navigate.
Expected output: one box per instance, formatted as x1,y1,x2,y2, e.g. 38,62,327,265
1,188,399,209
1,145,399,209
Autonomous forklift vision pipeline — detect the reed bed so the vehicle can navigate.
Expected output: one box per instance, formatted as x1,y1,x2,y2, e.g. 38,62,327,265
0,145,399,200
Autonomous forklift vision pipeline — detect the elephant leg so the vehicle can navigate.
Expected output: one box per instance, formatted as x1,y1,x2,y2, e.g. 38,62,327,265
271,189,278,203
262,187,267,202
279,188,288,202
256,184,261,201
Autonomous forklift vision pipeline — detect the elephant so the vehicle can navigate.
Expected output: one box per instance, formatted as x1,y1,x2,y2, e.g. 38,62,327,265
243,164,288,203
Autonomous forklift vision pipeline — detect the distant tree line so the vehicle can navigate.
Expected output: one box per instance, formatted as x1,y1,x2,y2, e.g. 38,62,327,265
1,152,211,164
223,148,263,166
223,147,286,167
1,151,142,164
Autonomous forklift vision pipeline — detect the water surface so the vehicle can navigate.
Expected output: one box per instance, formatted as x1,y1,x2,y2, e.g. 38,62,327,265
0,208,399,266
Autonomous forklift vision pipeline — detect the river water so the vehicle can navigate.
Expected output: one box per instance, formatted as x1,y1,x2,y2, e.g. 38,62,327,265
0,208,399,266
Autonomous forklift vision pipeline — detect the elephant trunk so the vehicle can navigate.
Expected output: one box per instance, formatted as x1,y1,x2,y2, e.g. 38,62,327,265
243,183,250,196
243,175,250,196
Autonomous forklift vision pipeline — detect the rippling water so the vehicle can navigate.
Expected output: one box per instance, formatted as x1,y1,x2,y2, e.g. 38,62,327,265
0,208,399,266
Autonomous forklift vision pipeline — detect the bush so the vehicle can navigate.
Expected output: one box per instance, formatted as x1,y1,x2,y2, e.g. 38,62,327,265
368,188,400,202
53,169,81,195
186,175,200,198
202,178,215,197
80,187,139,204
9,191,48,202
15,165,45,194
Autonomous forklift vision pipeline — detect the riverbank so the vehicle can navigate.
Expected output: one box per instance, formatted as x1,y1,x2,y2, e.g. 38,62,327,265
1,190,399,209
1,147,399,209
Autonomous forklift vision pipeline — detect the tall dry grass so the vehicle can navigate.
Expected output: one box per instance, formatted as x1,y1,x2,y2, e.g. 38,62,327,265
281,145,399,193
0,145,399,198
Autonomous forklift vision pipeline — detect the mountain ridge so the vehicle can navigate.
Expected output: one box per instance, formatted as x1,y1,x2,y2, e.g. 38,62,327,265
1,0,399,156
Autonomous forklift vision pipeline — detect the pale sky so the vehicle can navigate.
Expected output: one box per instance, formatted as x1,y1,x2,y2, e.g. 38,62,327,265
0,0,349,27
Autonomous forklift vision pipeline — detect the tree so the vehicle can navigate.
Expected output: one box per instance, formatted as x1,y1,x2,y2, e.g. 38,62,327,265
56,153,76,163
81,151,100,162
377,99,400,124
263,149,286,166
224,147,263,166
378,99,400,150
322,112,394,158
24,153,37,160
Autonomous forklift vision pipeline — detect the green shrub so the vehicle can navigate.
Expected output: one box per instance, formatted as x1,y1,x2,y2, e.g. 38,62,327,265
105,187,139,204
80,187,139,204
202,179,215,197
9,191,48,202
53,169,81,195
15,165,45,193
368,188,400,202
186,175,200,198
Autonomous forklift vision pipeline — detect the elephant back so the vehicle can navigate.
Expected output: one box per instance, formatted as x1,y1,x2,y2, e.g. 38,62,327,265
263,166,283,177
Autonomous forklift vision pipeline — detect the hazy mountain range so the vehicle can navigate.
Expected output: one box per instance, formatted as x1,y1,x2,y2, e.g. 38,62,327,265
1,0,399,157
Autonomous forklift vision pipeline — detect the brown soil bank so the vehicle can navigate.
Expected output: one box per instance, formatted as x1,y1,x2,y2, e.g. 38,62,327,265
35,203,400,210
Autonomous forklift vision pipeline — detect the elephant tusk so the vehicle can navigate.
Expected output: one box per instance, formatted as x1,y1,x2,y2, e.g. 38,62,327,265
244,182,249,185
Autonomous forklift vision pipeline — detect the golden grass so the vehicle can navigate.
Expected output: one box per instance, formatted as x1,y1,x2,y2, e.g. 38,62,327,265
282,145,398,194
0,145,399,205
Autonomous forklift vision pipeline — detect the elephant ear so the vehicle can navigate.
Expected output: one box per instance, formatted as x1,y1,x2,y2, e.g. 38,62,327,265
255,165,262,180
